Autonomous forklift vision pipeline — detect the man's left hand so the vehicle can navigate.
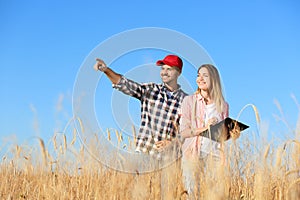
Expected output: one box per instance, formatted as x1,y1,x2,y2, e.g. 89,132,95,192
154,140,171,150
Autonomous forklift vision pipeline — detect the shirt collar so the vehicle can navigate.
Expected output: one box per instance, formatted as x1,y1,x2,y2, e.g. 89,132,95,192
162,83,182,93
195,92,205,101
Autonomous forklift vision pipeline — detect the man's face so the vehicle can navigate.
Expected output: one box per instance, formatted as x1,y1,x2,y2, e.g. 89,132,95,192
160,65,180,84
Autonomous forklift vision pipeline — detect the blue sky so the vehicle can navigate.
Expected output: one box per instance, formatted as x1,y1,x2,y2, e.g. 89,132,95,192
1,0,300,151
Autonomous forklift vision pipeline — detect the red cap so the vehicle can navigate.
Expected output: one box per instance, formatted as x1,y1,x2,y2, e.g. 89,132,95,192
156,55,183,73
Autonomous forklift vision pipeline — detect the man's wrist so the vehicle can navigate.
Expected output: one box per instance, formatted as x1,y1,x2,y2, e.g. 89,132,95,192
102,66,109,73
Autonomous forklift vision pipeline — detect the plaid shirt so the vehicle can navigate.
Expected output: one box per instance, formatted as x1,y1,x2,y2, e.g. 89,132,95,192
113,76,187,154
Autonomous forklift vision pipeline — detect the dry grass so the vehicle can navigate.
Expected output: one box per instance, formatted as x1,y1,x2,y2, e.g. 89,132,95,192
1,105,300,199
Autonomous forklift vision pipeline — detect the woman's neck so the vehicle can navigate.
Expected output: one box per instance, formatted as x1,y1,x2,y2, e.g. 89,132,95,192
200,90,213,104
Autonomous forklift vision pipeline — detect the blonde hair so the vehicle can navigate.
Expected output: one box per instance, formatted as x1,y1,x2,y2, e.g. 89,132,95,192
196,64,227,113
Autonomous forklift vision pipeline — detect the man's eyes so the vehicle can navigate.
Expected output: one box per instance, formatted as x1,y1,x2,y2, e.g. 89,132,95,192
162,67,173,71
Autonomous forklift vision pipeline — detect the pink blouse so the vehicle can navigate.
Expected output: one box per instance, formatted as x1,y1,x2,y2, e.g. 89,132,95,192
179,93,229,158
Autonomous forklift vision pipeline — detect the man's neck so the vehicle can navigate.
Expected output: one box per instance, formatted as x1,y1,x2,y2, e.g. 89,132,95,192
164,82,179,92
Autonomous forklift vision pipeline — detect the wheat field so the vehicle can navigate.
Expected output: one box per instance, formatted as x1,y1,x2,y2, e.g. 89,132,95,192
1,105,299,199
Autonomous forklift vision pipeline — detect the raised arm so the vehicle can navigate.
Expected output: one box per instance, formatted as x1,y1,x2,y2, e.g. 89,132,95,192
94,58,147,100
94,58,121,85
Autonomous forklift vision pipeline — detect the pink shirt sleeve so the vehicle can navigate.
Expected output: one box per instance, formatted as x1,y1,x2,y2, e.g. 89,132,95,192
222,102,229,119
179,95,193,132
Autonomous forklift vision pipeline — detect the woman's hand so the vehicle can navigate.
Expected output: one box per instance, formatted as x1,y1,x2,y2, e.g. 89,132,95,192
230,124,241,140
207,117,218,126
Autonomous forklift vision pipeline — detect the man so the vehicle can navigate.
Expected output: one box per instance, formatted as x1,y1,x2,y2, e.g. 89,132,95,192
94,55,187,155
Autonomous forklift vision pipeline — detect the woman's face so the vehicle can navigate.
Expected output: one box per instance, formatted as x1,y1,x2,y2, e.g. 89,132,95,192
196,67,211,91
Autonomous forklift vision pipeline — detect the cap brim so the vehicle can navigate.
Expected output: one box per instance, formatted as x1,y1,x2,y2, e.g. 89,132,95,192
156,60,175,67
156,60,182,73
156,60,165,66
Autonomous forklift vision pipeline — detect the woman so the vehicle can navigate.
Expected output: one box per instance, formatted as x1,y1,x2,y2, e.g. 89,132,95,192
179,64,229,198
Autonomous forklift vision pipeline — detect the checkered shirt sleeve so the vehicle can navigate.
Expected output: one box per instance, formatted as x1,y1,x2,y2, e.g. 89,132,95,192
113,76,146,100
